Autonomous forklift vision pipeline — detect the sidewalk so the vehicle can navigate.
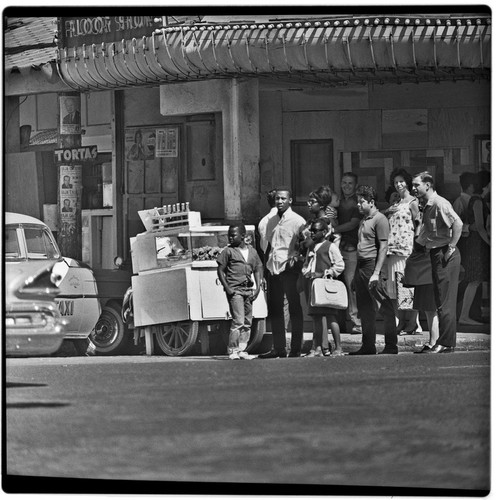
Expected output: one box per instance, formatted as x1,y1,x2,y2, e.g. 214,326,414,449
290,322,491,353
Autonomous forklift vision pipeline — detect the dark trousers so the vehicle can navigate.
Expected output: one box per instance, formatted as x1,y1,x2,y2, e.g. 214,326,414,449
353,259,397,351
430,245,461,347
268,270,303,353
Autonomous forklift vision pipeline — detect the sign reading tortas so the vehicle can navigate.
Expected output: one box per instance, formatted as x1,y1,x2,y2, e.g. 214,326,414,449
59,16,157,48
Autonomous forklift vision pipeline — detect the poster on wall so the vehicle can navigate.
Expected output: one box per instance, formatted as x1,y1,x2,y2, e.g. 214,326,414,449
156,128,178,157
59,164,81,222
60,95,81,135
58,164,82,258
125,128,156,160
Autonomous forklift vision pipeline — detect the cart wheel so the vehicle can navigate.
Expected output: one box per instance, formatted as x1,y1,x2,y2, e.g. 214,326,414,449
246,318,266,354
155,321,199,356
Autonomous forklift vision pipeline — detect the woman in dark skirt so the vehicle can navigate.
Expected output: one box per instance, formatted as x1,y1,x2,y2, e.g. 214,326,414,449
459,170,491,325
412,282,439,353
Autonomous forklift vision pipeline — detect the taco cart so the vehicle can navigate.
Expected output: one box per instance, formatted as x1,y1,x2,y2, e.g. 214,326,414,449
128,204,268,356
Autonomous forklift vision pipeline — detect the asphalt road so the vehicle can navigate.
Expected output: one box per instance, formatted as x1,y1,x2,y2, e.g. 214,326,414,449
4,351,490,495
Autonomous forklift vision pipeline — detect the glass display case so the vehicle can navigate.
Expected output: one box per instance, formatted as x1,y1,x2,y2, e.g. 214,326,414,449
131,223,256,274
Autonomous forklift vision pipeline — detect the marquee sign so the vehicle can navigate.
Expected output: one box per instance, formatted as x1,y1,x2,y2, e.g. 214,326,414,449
59,16,157,47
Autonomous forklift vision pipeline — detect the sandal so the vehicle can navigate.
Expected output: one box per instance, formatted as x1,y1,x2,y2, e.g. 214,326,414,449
414,344,433,354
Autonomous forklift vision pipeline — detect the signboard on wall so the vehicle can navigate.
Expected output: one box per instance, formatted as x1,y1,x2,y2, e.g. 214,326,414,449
59,16,157,48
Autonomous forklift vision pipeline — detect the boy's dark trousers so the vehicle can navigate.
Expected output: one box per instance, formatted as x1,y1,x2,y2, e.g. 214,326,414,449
268,269,303,354
353,258,397,352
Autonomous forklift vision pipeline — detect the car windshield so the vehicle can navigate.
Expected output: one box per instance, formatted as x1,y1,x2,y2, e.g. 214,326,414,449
5,224,60,260
25,227,59,259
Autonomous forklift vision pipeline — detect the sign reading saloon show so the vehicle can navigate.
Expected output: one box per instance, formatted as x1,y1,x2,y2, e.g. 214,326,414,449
59,16,157,48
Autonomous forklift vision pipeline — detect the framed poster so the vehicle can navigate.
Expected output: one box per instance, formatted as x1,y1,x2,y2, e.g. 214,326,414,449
156,128,178,158
475,135,490,170
125,128,156,160
60,95,81,135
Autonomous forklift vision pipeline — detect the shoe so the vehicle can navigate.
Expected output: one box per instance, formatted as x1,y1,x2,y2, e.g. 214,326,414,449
398,330,421,336
348,347,376,355
331,350,345,357
322,348,331,357
426,344,455,354
229,351,240,360
351,326,362,334
414,343,433,354
288,351,301,358
238,351,255,360
259,349,287,359
305,349,317,357
379,347,398,354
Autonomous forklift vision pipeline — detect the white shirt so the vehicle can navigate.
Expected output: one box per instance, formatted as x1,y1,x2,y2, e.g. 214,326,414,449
265,208,306,276
258,206,278,253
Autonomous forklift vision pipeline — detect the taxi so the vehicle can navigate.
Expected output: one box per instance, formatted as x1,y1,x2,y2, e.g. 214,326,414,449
5,212,101,355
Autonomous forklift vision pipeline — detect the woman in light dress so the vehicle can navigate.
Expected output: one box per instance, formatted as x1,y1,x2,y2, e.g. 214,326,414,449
384,169,422,335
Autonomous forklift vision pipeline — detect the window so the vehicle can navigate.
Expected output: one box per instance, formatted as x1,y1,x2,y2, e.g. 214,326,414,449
25,227,59,259
5,228,20,259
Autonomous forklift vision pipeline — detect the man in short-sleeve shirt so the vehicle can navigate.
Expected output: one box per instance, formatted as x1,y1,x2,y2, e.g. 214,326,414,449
413,172,463,353
349,185,397,355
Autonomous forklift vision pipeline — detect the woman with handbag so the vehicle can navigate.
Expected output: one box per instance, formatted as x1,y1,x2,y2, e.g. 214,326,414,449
301,218,345,357
384,168,421,335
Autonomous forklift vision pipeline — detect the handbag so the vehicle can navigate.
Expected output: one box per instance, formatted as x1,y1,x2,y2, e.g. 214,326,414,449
310,277,348,310
403,247,432,287
395,272,414,310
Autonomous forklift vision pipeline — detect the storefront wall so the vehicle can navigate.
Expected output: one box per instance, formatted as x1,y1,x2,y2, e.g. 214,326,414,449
159,78,261,222
8,76,490,261
260,79,490,219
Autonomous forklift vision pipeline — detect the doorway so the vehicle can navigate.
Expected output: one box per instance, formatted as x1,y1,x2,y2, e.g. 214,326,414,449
123,113,224,251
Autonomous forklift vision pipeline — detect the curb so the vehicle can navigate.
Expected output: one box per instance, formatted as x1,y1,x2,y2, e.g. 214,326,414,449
286,331,490,353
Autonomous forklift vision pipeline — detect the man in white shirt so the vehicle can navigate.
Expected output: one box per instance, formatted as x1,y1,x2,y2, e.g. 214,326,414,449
413,172,463,353
259,187,306,358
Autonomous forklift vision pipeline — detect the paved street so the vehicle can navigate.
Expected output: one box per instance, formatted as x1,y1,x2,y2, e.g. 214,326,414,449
5,350,490,495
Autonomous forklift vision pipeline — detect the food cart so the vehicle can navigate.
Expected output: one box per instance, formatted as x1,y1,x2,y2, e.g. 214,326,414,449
129,204,268,356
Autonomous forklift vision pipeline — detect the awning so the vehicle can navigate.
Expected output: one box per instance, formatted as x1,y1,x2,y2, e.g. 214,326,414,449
5,17,66,94
57,14,491,91
5,17,57,72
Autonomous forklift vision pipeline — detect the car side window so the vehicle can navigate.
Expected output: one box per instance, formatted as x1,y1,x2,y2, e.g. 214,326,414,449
25,227,59,259
5,228,21,259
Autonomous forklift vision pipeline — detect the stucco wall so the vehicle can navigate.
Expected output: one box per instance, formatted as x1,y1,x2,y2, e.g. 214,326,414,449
160,78,260,222
260,79,490,218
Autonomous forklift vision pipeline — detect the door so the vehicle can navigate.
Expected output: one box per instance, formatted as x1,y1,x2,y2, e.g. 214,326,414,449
182,114,224,221
123,114,224,257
